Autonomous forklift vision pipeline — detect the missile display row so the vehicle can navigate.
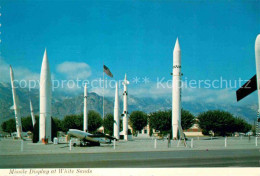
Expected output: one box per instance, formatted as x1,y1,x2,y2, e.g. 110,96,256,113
9,34,260,141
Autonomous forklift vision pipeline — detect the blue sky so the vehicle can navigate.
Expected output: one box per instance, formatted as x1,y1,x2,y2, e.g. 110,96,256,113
1,0,260,105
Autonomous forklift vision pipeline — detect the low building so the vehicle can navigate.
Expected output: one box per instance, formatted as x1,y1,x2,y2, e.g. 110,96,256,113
184,122,204,137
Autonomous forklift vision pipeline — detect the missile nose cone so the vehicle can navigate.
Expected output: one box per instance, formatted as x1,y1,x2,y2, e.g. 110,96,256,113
84,84,87,95
41,49,50,71
256,34,260,46
125,74,127,80
43,49,47,61
10,65,14,76
174,38,180,52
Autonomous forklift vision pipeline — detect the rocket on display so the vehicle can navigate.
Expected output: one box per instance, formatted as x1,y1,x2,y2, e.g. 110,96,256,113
236,35,260,133
122,74,129,141
236,35,260,102
39,49,52,142
172,38,182,140
10,65,23,138
30,99,36,127
83,84,88,132
113,82,120,139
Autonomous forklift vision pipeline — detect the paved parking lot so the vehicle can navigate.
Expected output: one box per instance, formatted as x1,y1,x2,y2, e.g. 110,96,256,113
0,136,259,167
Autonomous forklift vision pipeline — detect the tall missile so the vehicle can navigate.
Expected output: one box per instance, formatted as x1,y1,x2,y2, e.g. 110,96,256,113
29,99,36,127
83,84,88,132
172,38,182,140
10,65,22,138
113,82,119,139
236,35,260,136
122,74,129,141
39,49,52,142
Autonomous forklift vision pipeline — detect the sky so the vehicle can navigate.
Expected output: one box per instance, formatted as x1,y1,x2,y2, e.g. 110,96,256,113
0,0,260,105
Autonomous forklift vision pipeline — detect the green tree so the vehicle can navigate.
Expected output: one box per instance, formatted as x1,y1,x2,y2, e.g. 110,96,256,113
233,117,251,133
1,118,16,134
129,111,148,136
103,113,114,136
149,109,195,136
198,110,251,136
149,110,171,135
63,114,83,132
22,116,34,132
88,110,103,133
181,109,196,130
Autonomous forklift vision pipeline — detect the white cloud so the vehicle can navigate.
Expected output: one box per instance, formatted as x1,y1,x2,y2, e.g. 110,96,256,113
86,80,241,106
182,88,236,104
56,61,91,80
15,68,40,81
0,57,40,83
116,81,256,106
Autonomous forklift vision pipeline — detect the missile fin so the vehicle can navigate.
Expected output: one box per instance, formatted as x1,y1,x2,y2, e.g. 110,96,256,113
236,74,257,101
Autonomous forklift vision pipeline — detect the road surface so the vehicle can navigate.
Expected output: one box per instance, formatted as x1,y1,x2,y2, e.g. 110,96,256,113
1,149,259,168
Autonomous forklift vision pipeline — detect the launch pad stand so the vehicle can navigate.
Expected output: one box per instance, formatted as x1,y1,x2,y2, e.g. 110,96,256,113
177,121,187,147
256,111,260,137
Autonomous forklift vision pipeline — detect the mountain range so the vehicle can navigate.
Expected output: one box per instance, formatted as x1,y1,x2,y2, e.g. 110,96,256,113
0,82,257,125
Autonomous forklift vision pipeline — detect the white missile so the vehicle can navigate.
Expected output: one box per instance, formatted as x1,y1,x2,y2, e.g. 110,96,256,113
10,65,22,138
255,35,260,113
122,74,129,141
113,82,119,139
236,34,260,136
29,99,36,127
39,49,52,142
83,84,88,132
172,38,182,140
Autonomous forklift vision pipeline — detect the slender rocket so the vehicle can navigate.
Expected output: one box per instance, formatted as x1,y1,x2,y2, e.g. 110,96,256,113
39,49,52,142
113,82,119,139
30,99,36,127
122,74,129,140
83,84,88,132
172,38,182,139
10,65,22,138
236,35,260,136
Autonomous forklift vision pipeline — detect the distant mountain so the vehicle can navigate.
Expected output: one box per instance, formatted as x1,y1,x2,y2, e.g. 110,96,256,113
0,83,257,125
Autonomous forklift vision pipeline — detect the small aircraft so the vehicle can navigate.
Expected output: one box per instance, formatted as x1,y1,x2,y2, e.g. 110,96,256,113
67,129,117,146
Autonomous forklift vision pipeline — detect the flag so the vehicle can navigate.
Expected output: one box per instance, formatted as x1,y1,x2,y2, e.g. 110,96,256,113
103,65,113,78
